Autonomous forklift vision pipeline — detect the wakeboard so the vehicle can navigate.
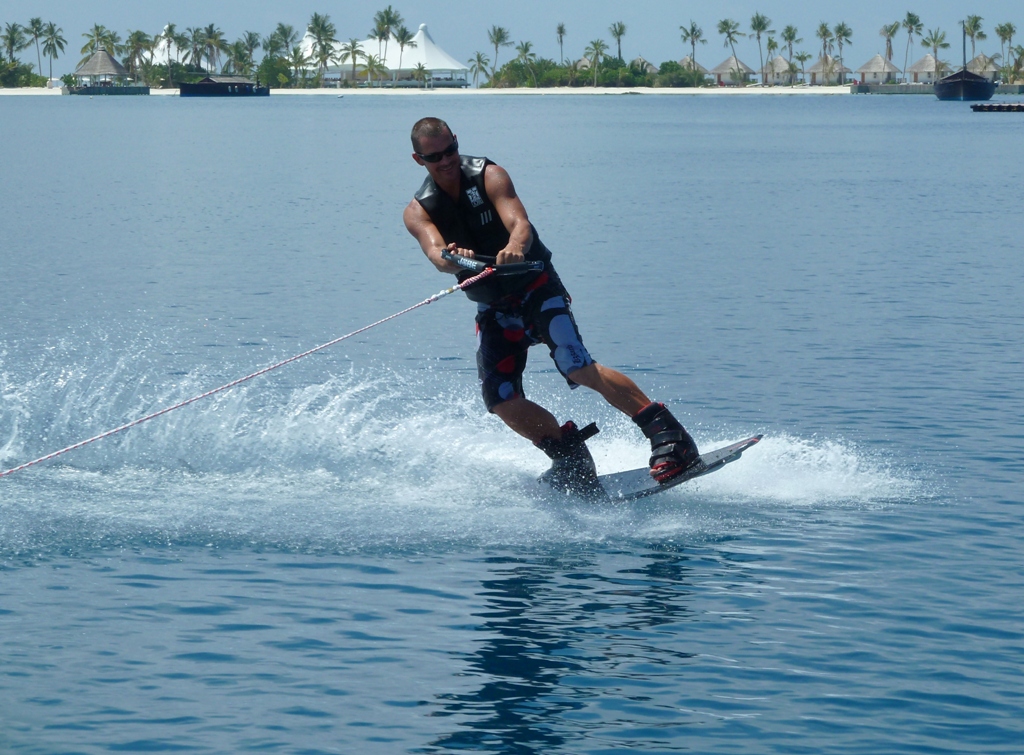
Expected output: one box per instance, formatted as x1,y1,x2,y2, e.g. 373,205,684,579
598,435,763,501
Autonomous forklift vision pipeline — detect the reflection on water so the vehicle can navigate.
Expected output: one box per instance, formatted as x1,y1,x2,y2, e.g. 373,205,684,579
432,547,706,753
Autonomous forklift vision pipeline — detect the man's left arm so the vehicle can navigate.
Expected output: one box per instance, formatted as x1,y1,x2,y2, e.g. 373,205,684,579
484,164,534,265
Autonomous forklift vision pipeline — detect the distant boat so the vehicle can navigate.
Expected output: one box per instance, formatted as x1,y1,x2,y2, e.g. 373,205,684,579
179,75,269,97
935,21,996,101
934,69,996,101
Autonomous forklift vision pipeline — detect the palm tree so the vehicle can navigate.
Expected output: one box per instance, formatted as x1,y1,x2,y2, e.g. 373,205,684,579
879,22,900,62
261,30,285,60
80,24,121,62
765,35,779,83
794,51,812,83
902,12,923,83
787,60,800,85
556,23,566,64
833,22,852,84
393,25,416,83
609,22,626,62
124,30,152,81
515,40,537,86
307,13,337,84
286,44,311,85
816,21,833,60
584,38,608,86
412,61,428,87
171,28,189,67
274,24,301,51
964,16,987,61
373,6,402,63
363,53,388,87
1011,44,1024,83
3,22,28,63
487,25,513,76
335,38,364,85
781,25,802,62
565,59,581,86
749,13,774,85
369,19,388,60
202,24,228,73
717,19,741,77
468,51,489,87
185,27,206,70
680,21,706,71
921,28,950,79
41,22,65,81
159,23,178,85
994,22,1015,68
241,31,261,66
27,18,44,75
224,40,250,75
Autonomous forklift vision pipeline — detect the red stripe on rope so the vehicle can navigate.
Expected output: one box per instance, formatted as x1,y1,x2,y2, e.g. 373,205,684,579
0,267,495,479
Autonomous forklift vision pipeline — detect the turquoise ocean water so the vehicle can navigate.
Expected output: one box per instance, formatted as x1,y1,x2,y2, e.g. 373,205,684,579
1,92,1022,753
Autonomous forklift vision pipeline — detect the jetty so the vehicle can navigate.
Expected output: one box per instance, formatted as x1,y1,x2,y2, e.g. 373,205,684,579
970,102,1024,112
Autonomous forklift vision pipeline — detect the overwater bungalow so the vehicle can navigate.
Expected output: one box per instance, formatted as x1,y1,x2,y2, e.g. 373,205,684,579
907,54,949,83
857,54,901,84
710,56,755,86
69,47,149,95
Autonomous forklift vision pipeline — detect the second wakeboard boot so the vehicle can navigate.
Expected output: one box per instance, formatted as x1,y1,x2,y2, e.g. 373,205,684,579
536,421,605,498
632,402,702,484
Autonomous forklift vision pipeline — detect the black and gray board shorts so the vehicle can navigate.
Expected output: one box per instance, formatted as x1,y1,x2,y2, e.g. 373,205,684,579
474,268,594,411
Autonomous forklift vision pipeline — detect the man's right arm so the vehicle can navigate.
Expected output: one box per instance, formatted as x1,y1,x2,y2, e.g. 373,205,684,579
403,199,474,274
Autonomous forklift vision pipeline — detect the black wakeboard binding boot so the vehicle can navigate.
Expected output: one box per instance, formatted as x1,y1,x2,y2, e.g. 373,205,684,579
632,402,702,484
536,421,605,498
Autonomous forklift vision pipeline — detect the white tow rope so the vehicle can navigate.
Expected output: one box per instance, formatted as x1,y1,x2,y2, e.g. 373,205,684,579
0,268,495,480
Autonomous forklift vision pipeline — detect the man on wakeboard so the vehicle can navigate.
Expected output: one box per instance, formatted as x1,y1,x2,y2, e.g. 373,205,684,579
403,117,700,495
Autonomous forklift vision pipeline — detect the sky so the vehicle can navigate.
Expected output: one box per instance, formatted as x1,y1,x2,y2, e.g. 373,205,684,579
5,0,1021,77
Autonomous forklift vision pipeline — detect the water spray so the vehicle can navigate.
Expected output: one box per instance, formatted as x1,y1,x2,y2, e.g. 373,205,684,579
0,261,531,479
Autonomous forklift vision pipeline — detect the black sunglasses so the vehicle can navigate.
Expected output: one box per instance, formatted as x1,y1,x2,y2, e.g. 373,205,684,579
416,136,459,163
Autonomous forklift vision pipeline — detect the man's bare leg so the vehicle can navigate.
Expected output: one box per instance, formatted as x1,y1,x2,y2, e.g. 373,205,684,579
491,397,563,444
570,362,701,482
567,363,650,417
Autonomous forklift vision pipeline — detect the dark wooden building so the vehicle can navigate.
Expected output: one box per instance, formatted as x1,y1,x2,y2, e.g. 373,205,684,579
179,76,269,97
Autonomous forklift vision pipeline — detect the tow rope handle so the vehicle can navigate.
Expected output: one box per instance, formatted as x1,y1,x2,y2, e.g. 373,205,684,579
441,249,544,276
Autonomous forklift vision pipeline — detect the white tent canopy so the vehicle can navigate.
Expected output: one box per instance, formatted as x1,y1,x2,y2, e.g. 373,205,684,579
315,23,468,82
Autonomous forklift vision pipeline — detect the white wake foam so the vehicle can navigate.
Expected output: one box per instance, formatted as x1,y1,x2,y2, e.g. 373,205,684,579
1,342,922,556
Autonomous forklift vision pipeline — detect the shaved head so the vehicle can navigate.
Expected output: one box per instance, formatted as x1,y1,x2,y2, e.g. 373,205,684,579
411,117,452,152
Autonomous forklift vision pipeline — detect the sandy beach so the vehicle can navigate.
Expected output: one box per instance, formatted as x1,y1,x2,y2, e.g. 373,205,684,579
2,85,853,97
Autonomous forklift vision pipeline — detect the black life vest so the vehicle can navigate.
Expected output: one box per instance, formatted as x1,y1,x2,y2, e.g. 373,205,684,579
415,155,551,303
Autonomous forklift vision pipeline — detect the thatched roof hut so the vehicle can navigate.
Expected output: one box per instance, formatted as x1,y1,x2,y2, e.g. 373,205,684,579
967,54,999,81
677,56,709,74
856,54,901,83
630,56,657,74
74,48,129,81
907,54,948,83
807,55,852,85
761,55,793,84
710,55,754,85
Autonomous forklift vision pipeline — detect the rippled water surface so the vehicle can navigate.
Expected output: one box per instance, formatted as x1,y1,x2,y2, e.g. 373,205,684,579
2,93,1022,753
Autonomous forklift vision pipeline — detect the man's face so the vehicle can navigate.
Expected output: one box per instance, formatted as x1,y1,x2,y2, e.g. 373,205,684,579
412,130,460,182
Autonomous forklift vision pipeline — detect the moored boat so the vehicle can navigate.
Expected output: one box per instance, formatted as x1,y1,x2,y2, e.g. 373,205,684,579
935,21,997,101
935,69,996,101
